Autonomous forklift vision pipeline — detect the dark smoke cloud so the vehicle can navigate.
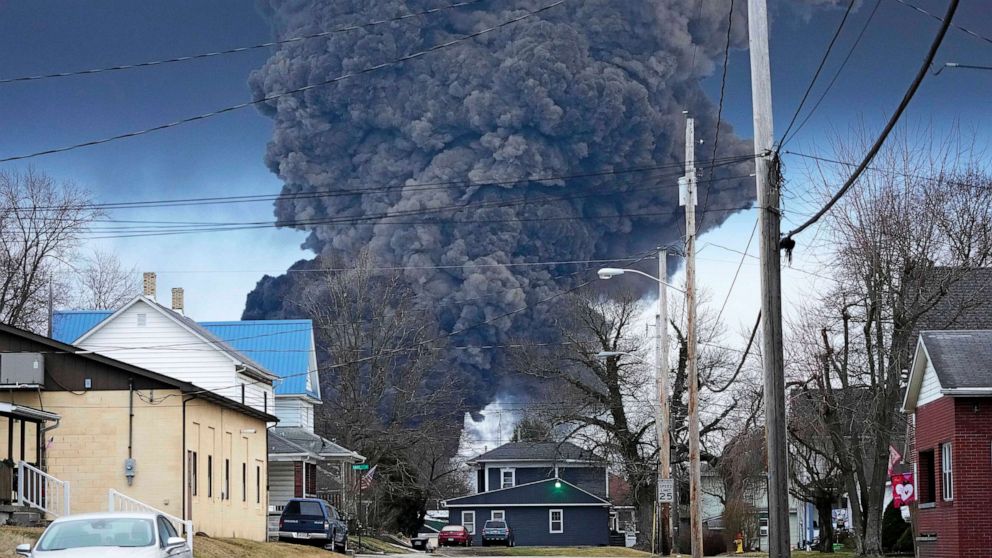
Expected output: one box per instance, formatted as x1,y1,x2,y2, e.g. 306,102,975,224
244,0,759,406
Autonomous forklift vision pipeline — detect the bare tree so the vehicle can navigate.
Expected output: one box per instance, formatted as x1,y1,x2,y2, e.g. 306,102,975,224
297,251,465,533
0,169,99,331
789,125,992,556
72,249,139,309
510,290,746,547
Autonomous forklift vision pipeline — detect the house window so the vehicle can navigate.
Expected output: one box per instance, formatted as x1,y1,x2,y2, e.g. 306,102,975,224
207,456,213,498
191,452,198,496
224,459,231,500
549,509,563,533
242,463,247,502
136,313,147,326
256,465,261,504
462,511,476,535
759,516,769,537
941,443,953,501
491,510,505,521
501,468,515,489
918,449,936,504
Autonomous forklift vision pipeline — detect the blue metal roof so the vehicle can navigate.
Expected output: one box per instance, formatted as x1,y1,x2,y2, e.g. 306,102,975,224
51,311,112,343
199,320,318,398
50,310,318,399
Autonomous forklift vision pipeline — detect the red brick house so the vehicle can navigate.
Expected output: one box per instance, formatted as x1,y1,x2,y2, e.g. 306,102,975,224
903,330,992,558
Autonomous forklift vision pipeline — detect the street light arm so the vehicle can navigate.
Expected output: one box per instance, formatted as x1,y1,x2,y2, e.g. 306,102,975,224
617,268,687,294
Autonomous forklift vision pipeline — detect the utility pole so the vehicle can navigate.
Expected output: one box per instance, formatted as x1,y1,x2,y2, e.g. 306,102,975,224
747,0,791,556
680,114,702,558
655,247,672,555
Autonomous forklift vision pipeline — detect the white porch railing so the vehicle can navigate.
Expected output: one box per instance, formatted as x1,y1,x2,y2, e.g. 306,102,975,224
17,461,70,518
108,489,194,552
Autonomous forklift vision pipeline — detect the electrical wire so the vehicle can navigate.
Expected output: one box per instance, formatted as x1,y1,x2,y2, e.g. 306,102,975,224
0,0,566,164
888,0,992,46
776,0,858,152
714,218,757,325
779,0,882,149
0,0,487,85
781,0,960,244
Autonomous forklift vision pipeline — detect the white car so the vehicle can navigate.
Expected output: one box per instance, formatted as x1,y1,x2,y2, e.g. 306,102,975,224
16,512,192,557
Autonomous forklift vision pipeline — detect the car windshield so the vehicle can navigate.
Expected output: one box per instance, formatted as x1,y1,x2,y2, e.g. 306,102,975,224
440,526,464,532
485,521,507,529
37,517,155,550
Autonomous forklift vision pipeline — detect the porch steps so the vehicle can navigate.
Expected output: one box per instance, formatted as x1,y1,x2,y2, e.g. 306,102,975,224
0,504,45,527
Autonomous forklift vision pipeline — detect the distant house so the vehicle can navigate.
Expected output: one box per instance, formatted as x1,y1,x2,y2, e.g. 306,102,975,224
52,275,364,520
0,322,276,541
443,442,612,546
903,330,992,558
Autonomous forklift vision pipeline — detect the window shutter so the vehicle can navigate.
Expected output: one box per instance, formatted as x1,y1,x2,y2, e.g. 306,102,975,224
307,463,317,495
294,462,303,498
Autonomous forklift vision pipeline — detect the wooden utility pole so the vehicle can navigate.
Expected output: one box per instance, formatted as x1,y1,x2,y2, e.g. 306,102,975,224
680,115,702,558
655,248,672,555
747,0,791,556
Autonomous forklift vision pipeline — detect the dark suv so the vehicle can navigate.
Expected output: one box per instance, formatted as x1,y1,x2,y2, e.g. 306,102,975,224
481,520,514,547
278,498,348,552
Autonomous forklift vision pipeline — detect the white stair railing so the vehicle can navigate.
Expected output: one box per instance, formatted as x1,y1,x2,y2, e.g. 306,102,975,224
17,461,70,518
108,489,193,552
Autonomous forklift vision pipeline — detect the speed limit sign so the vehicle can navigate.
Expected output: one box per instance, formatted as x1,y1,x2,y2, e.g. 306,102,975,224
658,479,674,503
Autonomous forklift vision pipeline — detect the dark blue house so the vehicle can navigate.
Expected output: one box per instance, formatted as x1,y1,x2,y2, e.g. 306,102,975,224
443,442,611,546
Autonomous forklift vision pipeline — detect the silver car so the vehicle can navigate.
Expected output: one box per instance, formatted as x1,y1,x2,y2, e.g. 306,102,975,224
16,512,192,558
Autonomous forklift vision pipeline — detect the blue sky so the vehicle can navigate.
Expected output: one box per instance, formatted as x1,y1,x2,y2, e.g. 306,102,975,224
0,0,989,327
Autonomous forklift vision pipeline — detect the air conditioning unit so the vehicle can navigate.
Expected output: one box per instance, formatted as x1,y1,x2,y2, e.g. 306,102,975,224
0,353,44,386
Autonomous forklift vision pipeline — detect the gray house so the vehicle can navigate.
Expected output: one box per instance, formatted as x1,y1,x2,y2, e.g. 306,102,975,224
443,442,611,546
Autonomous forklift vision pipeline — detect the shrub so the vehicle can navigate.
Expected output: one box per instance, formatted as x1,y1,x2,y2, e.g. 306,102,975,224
882,504,911,552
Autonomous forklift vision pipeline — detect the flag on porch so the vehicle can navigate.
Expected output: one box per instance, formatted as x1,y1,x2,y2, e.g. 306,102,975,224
360,464,377,490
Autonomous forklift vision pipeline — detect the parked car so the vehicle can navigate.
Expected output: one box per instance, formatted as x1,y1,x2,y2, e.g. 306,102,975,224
15,512,191,557
278,497,348,552
481,520,514,547
438,525,472,547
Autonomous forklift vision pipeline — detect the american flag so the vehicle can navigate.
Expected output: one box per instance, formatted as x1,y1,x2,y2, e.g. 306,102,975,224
359,464,377,490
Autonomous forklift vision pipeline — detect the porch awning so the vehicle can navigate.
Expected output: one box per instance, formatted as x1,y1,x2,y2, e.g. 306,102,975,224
0,402,59,422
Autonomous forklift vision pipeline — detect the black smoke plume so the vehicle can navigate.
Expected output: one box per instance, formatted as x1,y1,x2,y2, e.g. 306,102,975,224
243,0,759,409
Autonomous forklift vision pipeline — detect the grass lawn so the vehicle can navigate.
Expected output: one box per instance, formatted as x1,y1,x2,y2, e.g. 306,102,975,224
441,546,652,557
735,552,858,557
0,526,345,558
355,535,413,554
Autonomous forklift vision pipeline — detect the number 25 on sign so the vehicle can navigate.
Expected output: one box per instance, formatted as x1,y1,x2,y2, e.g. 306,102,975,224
658,479,674,503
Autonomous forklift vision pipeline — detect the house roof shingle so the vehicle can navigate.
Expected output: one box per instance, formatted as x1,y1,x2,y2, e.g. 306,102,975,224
443,478,610,507
269,426,362,460
468,441,601,464
920,330,992,390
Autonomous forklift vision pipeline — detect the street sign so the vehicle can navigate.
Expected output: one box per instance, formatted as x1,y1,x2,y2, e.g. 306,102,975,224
658,479,674,503
352,463,370,471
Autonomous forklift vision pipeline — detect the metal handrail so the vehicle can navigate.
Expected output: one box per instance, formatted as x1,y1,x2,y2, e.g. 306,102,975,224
108,489,194,552
17,461,70,518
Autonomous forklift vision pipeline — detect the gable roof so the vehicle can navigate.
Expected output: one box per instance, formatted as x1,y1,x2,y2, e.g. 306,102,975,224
904,330,992,411
69,296,277,383
443,478,610,508
467,442,601,464
0,322,278,423
270,426,362,460
199,320,319,399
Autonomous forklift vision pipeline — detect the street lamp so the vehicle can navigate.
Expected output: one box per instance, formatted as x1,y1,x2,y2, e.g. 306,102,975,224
596,250,678,556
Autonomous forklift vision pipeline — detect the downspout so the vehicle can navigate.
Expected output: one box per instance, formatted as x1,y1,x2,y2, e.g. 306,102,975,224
182,395,193,524
128,379,134,460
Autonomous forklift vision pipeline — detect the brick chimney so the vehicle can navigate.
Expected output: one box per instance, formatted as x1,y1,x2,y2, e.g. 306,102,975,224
142,272,157,299
171,288,184,315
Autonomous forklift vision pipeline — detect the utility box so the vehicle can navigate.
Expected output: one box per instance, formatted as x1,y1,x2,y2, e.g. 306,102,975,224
0,353,44,386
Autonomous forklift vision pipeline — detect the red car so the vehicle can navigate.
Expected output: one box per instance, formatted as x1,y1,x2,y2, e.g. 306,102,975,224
438,525,472,547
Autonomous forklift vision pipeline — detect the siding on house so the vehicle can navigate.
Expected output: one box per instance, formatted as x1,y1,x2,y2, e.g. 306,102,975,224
484,465,606,497
76,299,274,414
274,397,314,430
269,461,296,512
448,506,609,546
918,361,944,407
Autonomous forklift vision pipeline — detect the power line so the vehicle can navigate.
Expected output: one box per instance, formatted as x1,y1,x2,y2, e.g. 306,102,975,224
888,0,992,46
714,218,757,325
0,0,486,85
933,62,992,74
783,150,989,191
779,0,882,148
0,0,566,164
698,0,738,230
20,154,756,212
781,0,960,244
776,0,858,151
